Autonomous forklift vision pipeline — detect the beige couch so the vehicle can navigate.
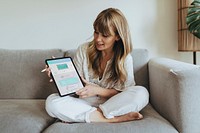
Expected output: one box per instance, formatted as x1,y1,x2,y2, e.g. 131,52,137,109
0,48,199,133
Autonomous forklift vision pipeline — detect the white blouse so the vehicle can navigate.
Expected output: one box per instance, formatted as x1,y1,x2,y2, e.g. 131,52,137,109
73,42,136,91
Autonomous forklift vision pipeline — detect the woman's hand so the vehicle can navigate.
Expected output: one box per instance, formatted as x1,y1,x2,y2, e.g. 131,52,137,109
41,65,53,82
76,77,119,98
76,77,101,98
41,56,55,82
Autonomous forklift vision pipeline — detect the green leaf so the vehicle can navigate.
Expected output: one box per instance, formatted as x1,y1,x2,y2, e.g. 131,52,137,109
186,0,200,39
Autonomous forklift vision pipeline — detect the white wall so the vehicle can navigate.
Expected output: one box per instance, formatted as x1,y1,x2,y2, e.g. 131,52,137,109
0,0,199,65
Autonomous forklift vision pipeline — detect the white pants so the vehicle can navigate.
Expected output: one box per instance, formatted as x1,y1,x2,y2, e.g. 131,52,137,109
45,86,149,123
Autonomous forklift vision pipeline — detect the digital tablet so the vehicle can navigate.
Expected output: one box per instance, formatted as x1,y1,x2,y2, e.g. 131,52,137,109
45,57,84,97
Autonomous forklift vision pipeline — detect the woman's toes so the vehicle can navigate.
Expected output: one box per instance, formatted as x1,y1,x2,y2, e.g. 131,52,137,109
128,112,143,120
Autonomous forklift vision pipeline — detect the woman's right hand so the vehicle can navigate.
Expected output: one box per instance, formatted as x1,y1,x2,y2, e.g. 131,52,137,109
42,56,56,82
41,65,53,82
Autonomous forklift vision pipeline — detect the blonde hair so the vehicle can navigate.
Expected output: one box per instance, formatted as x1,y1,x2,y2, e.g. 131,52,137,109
87,8,132,84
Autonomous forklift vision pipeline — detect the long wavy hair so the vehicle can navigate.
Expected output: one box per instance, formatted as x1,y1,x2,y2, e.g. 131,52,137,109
87,8,132,84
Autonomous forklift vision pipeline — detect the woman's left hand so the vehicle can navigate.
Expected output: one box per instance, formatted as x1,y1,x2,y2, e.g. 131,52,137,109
76,77,100,98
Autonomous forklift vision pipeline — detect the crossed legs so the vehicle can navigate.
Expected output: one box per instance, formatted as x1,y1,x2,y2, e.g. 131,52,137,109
45,86,149,123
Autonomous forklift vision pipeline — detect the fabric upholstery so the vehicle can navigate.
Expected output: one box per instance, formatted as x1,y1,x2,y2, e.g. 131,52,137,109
2,48,198,133
131,49,149,90
43,104,178,133
0,49,64,99
149,58,200,133
0,99,55,133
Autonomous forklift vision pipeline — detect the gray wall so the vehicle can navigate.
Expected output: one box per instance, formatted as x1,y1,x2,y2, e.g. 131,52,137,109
0,0,199,65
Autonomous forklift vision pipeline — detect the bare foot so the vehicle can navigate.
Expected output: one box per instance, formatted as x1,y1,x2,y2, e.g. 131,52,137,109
89,109,143,123
113,112,143,123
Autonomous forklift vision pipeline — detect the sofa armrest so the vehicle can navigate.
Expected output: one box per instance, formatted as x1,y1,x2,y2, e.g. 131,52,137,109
149,58,200,133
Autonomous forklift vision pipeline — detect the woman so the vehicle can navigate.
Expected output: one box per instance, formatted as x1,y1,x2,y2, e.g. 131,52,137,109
45,8,149,123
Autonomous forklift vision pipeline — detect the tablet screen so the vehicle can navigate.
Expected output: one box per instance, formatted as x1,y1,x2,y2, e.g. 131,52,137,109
46,57,84,97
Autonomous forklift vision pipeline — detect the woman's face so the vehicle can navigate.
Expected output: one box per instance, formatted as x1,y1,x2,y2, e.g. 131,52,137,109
93,28,119,52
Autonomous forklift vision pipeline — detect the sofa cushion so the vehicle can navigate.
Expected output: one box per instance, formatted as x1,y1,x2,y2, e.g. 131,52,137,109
0,99,55,133
0,49,64,99
131,49,149,90
42,104,178,133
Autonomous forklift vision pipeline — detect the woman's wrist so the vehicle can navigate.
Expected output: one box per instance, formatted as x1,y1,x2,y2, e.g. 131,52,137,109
96,87,119,98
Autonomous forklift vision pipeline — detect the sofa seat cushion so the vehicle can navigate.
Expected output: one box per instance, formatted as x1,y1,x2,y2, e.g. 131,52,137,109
43,104,178,133
0,99,55,133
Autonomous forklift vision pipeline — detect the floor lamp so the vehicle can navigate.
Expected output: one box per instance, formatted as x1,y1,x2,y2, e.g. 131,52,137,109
178,0,200,65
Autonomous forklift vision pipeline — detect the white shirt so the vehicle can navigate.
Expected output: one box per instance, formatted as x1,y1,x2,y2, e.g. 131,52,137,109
73,42,136,91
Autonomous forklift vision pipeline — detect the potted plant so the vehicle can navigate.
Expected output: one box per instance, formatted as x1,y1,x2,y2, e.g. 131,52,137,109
186,0,200,64
186,0,200,39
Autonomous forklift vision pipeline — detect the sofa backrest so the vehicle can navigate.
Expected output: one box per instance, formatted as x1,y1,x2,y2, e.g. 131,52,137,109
131,49,149,90
0,49,64,99
0,48,149,99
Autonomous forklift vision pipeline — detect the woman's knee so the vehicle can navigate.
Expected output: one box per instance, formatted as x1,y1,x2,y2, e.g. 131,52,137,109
123,86,149,112
126,86,149,110
99,86,149,118
126,86,149,100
